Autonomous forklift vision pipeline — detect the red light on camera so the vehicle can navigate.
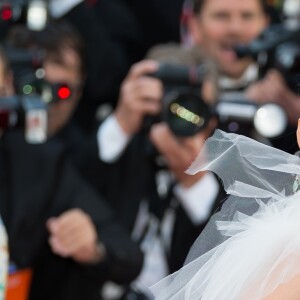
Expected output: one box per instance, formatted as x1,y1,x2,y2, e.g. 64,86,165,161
57,86,71,100
1,5,12,21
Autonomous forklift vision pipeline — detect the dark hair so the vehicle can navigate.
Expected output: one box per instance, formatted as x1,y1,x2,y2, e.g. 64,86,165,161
34,21,86,79
193,0,268,15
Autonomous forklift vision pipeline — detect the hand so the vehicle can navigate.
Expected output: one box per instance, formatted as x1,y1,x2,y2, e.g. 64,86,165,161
47,209,104,264
149,119,217,187
246,69,300,125
115,60,163,135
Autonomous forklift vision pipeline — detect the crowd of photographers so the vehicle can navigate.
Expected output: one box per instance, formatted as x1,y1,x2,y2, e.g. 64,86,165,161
1,0,300,299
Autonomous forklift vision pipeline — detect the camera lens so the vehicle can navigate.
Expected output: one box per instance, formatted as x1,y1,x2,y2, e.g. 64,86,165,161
164,91,213,137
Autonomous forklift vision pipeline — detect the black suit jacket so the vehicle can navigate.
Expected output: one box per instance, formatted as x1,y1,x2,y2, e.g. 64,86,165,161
0,130,143,300
81,132,162,231
81,130,225,274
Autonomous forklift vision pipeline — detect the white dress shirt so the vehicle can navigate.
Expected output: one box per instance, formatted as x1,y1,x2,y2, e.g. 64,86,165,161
97,115,219,224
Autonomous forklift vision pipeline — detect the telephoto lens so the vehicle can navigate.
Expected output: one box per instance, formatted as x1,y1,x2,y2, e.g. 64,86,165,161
146,63,214,136
164,91,214,137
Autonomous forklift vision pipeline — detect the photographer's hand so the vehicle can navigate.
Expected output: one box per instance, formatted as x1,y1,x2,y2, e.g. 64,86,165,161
149,119,217,188
246,69,300,126
47,209,105,264
115,60,163,135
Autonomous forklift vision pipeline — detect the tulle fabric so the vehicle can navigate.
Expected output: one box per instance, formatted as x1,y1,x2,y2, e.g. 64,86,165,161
151,130,300,300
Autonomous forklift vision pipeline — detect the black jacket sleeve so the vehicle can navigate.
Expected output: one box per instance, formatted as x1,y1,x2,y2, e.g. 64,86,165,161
5,130,143,285
47,145,144,284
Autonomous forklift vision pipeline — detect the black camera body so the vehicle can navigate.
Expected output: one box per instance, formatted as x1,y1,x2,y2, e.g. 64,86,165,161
216,92,287,138
0,82,74,146
146,63,287,139
146,63,215,137
235,24,300,93
0,0,48,32
0,95,47,143
0,45,75,143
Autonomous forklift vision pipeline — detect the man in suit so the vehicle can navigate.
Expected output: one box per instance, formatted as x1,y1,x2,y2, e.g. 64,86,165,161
86,57,223,284
88,0,272,283
0,45,143,300
47,0,141,133
188,0,300,154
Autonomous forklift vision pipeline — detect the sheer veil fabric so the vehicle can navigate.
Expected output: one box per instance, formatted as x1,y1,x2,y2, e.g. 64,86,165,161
151,130,300,300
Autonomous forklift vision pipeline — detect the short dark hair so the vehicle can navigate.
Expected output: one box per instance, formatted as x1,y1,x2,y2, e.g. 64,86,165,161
193,0,268,15
34,21,86,79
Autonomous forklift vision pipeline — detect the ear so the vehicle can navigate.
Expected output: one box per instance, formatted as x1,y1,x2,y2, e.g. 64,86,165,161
297,119,300,148
187,15,203,45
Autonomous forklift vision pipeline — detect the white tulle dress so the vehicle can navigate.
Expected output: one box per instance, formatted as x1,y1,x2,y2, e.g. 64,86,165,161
151,130,300,300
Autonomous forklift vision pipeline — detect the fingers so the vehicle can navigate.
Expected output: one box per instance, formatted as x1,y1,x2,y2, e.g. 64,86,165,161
116,61,163,135
150,123,210,187
246,70,288,104
47,209,98,261
121,77,163,115
150,123,204,172
126,60,159,81
150,123,185,166
150,118,217,183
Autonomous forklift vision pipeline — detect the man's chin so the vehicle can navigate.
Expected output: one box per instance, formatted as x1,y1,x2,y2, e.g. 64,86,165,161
220,64,250,79
219,56,254,78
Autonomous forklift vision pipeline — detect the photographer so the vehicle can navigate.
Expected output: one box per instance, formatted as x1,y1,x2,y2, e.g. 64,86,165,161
0,45,143,300
187,0,300,153
241,0,300,128
5,21,92,162
89,54,226,292
85,0,277,287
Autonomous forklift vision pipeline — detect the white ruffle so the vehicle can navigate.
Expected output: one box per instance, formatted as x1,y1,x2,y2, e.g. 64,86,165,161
151,130,300,300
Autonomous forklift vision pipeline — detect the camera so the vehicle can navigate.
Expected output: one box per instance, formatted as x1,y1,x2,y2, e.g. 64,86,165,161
18,74,75,105
0,43,75,144
0,95,47,143
0,81,75,145
5,46,45,91
146,63,215,137
0,47,74,143
147,63,287,138
217,92,287,138
235,23,300,93
0,0,48,31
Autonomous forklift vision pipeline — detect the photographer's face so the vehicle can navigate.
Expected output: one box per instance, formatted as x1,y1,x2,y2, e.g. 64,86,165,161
190,0,268,78
43,47,83,136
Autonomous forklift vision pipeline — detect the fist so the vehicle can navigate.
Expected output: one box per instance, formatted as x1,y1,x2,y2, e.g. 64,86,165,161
47,209,104,264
